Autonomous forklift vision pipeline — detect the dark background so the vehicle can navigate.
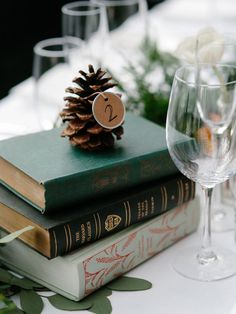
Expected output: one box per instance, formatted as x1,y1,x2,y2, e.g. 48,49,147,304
0,0,164,99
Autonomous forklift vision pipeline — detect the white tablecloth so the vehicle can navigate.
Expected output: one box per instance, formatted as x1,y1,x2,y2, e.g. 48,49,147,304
2,0,236,313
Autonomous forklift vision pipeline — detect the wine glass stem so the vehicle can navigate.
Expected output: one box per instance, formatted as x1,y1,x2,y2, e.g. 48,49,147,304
234,202,236,243
197,187,217,265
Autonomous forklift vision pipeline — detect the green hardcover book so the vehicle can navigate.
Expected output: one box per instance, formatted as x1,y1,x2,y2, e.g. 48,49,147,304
0,197,200,301
0,113,178,213
0,174,195,258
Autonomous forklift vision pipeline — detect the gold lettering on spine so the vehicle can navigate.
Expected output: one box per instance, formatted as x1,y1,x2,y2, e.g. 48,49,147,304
96,213,102,239
124,202,128,227
67,224,72,251
163,186,167,210
180,179,184,205
81,224,86,244
64,225,69,253
126,201,131,226
87,221,92,242
52,230,58,258
177,180,181,205
93,214,98,240
75,231,80,242
160,186,165,211
151,196,155,214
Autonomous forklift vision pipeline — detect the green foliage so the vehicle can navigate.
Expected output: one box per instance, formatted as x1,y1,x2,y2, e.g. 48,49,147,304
106,276,152,291
89,296,112,314
114,38,180,126
48,294,92,311
20,290,44,314
0,267,152,313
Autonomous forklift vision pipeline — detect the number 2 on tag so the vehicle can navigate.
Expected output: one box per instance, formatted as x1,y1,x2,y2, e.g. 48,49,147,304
92,92,125,129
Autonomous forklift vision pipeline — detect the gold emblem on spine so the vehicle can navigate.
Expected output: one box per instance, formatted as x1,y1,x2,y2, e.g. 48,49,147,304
105,215,122,231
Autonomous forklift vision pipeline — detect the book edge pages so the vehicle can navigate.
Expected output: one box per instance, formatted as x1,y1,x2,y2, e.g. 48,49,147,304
0,157,45,211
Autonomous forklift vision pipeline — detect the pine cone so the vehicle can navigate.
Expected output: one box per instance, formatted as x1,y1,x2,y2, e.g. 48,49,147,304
60,64,124,150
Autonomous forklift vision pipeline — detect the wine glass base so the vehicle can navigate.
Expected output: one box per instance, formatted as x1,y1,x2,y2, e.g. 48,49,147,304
173,246,236,281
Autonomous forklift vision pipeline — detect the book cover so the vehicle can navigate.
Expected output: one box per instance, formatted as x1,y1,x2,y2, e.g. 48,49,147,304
0,174,195,258
0,197,200,301
0,112,179,213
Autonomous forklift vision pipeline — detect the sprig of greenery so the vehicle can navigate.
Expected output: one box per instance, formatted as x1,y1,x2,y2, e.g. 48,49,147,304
0,266,152,314
112,38,180,127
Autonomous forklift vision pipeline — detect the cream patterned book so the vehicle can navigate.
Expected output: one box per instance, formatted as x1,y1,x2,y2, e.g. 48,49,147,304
0,197,200,301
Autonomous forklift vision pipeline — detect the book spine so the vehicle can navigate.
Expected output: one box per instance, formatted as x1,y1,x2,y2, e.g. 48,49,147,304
49,176,195,258
78,197,200,300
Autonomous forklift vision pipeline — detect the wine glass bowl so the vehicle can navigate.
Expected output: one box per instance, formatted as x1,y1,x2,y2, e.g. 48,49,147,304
166,63,236,281
33,37,80,130
196,31,236,231
61,1,102,69
92,0,140,32
91,0,146,71
168,64,236,187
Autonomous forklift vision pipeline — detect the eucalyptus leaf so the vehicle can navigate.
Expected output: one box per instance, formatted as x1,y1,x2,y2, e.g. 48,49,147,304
0,285,21,297
85,288,112,301
20,289,44,314
0,284,11,290
11,277,42,290
0,268,14,284
0,268,41,290
0,226,34,244
6,308,25,314
13,309,25,314
33,286,50,292
89,297,112,314
48,294,92,311
106,276,152,291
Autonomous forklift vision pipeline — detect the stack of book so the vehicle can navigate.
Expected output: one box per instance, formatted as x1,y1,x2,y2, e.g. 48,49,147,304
0,112,199,301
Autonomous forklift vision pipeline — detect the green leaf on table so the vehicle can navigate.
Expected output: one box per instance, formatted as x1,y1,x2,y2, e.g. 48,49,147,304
106,276,152,291
0,226,34,246
85,288,112,301
83,288,112,314
0,268,40,290
0,283,20,297
12,309,25,314
89,297,112,314
5,308,25,314
0,283,11,290
33,286,50,292
20,289,44,314
11,277,42,290
0,268,14,284
48,288,112,311
48,294,92,311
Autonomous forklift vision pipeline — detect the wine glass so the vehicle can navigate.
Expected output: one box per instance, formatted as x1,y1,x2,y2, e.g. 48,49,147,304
33,37,81,130
61,1,102,70
166,63,236,281
196,31,236,232
91,0,147,71
229,175,236,242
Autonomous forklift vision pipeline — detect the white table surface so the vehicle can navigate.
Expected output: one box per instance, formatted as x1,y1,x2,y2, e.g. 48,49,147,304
2,0,236,313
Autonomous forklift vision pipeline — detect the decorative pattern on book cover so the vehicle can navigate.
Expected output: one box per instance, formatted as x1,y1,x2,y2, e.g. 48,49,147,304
79,199,200,297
